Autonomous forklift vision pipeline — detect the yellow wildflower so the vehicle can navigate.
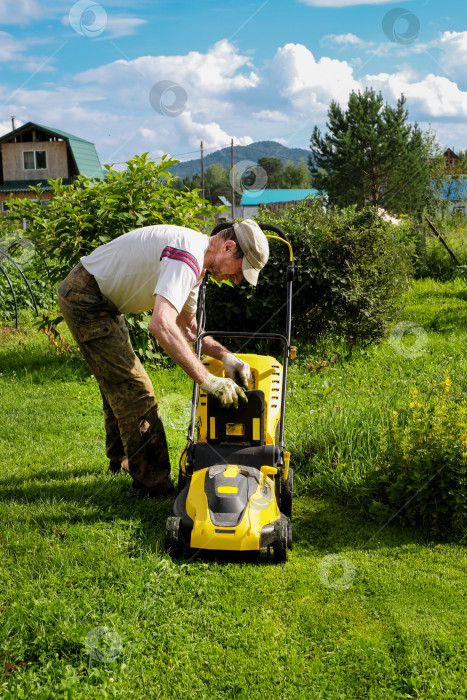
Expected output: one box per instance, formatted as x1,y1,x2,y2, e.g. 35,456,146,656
440,377,451,393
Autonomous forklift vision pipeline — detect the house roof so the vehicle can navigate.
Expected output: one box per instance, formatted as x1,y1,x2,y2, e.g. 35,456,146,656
0,179,71,192
0,121,104,179
444,148,461,159
240,188,319,206
215,195,231,207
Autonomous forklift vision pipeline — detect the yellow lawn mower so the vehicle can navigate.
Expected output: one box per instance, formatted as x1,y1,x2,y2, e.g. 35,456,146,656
165,223,295,562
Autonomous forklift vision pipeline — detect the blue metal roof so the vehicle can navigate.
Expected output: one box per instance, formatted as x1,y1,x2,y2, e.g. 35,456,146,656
240,188,319,206
440,177,467,200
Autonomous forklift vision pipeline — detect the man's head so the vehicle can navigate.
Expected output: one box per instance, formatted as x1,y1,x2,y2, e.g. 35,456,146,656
232,219,269,286
206,220,269,286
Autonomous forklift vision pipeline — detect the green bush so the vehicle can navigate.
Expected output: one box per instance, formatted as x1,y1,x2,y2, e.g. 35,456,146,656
205,199,417,343
368,377,467,536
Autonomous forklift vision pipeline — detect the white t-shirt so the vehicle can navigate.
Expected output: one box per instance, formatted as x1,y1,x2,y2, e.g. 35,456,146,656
81,225,208,315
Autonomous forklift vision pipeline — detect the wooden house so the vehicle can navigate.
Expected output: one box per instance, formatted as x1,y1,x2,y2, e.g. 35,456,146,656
443,148,465,173
0,121,103,213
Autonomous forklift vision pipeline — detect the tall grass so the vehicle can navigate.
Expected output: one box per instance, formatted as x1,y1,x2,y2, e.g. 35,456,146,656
286,278,467,523
418,226,467,280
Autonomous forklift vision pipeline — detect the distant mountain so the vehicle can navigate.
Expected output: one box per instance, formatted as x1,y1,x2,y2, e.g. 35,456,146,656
168,140,311,180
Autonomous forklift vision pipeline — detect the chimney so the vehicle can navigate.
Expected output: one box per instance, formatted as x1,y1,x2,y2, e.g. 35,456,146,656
11,116,15,130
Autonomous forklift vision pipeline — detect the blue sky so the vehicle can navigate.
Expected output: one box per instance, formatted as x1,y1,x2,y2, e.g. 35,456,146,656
1,0,466,167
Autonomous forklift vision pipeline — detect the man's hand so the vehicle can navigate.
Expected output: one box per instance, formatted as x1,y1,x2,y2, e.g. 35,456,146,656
200,373,247,409
222,353,251,388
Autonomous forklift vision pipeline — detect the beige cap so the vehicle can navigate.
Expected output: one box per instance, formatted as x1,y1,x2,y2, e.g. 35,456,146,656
233,219,269,286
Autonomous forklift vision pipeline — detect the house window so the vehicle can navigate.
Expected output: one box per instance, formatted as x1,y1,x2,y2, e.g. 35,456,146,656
453,206,465,216
1,201,9,213
23,150,47,170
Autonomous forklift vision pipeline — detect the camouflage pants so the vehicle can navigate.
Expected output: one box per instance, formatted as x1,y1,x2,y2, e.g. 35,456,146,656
58,261,172,495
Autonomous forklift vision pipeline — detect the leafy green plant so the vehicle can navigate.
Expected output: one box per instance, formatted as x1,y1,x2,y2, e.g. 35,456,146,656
205,199,417,343
126,312,171,366
369,377,467,535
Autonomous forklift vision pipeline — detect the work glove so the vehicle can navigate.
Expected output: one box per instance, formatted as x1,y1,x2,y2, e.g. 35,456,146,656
222,353,251,388
200,373,247,409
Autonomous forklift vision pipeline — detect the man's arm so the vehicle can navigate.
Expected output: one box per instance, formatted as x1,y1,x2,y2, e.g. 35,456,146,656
149,297,247,408
176,310,229,360
177,310,251,387
149,297,209,384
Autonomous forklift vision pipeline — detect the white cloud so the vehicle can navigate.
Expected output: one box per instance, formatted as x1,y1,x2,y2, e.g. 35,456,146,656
21,56,57,73
141,113,252,157
2,37,466,166
0,0,42,23
252,110,290,122
0,31,29,61
0,119,22,137
61,12,147,39
0,31,56,72
438,31,467,87
366,71,467,118
78,40,258,97
102,17,147,39
262,43,359,118
322,33,372,48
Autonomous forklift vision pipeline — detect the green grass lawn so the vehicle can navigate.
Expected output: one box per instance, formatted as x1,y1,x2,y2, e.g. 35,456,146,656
1,280,467,699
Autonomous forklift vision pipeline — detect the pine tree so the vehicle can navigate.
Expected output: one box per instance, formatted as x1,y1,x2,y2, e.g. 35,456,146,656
309,89,436,214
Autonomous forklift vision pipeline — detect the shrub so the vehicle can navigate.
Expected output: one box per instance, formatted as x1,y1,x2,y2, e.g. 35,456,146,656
368,377,467,536
205,199,417,343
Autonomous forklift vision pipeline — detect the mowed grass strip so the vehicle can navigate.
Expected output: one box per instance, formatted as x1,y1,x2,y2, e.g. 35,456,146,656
1,280,467,699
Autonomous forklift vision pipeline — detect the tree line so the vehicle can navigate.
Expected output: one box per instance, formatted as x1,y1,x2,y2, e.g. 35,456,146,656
171,157,311,205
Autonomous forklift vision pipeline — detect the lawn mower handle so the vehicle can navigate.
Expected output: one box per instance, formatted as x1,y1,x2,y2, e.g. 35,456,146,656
185,222,294,454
